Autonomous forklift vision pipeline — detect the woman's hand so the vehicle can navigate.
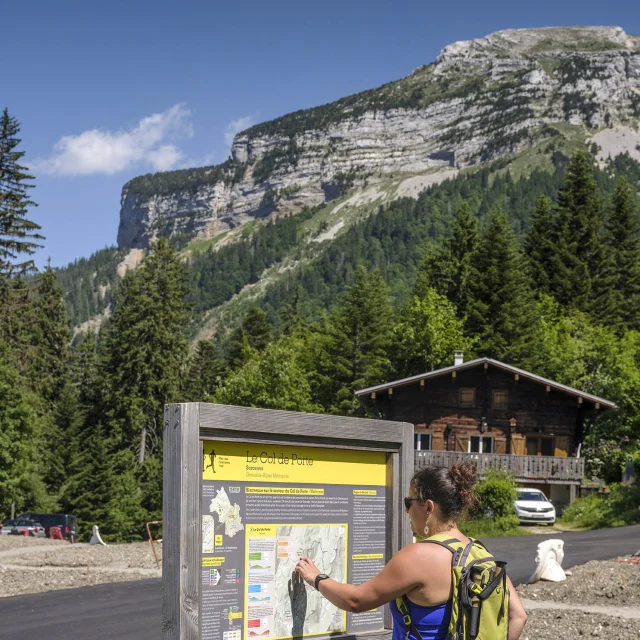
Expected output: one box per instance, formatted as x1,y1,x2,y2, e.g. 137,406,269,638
295,556,321,587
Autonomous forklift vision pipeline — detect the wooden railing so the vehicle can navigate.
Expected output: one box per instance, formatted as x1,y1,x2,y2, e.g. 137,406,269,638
414,451,584,483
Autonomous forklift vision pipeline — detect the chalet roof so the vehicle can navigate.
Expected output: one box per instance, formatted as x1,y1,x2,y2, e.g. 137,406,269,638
354,357,616,409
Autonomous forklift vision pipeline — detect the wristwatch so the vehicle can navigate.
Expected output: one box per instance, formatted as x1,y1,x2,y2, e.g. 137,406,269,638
314,573,329,590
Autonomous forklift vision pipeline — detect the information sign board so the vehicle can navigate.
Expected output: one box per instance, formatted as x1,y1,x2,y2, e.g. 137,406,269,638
163,403,413,640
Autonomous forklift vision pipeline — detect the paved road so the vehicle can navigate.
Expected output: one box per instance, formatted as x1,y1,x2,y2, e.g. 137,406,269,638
2,525,639,640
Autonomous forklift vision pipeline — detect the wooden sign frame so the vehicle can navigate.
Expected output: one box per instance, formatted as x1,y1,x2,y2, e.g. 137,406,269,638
163,403,414,640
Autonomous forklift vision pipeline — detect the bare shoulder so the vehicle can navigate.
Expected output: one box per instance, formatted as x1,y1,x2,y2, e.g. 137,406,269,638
394,541,456,566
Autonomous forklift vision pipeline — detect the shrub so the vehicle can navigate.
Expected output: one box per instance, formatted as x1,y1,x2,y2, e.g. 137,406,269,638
560,483,640,529
473,469,518,519
459,515,525,538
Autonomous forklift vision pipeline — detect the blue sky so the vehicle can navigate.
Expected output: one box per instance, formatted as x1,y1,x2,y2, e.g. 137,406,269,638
3,0,639,268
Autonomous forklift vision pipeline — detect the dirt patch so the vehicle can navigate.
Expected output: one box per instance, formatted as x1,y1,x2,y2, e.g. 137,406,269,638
394,168,458,199
518,558,640,607
0,538,160,598
591,125,640,166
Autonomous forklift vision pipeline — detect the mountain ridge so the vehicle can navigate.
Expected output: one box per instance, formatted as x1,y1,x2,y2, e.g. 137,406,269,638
117,25,640,251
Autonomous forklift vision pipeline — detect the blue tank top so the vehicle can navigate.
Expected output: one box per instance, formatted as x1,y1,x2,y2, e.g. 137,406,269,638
390,596,452,640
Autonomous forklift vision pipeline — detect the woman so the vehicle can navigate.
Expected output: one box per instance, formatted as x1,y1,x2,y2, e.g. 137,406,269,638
295,462,528,640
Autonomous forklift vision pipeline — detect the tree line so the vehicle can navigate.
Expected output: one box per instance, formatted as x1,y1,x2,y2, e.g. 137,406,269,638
2,108,640,540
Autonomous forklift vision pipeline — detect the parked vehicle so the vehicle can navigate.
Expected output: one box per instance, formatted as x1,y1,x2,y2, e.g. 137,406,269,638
18,513,79,542
514,488,556,525
0,518,46,537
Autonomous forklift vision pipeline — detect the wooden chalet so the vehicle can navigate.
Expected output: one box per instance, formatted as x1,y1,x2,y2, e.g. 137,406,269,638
355,352,616,505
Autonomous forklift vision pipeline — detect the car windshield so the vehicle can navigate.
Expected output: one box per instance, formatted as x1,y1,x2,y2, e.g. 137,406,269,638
517,491,548,501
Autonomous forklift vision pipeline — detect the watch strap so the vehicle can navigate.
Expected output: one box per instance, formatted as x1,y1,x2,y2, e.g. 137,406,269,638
314,573,329,590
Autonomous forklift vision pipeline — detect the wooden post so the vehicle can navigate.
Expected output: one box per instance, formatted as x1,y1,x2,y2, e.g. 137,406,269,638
569,483,577,503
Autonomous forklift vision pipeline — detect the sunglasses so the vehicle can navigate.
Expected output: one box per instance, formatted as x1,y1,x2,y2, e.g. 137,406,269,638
404,497,419,511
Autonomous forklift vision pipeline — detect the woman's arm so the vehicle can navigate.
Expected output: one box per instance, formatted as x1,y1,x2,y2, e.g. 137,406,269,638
506,577,527,640
295,546,422,613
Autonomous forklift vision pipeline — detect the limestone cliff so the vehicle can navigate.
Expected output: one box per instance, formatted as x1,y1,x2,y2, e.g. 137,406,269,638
117,26,640,250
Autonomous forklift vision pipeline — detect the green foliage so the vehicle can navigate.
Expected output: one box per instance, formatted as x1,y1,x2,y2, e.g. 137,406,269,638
473,469,518,519
124,159,241,197
253,139,301,184
184,340,225,401
54,245,123,325
605,177,640,330
525,195,555,294
560,484,640,529
102,238,190,451
466,209,537,361
392,287,473,376
317,269,394,415
459,516,526,538
550,152,614,321
226,307,273,369
417,202,478,316
0,354,37,518
0,108,42,276
215,337,318,412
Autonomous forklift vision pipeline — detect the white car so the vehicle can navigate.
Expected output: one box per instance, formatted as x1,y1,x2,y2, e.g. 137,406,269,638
514,488,556,525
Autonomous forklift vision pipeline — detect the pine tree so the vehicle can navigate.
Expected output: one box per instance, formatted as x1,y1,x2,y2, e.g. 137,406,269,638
321,269,394,414
417,202,478,315
28,265,71,403
0,352,37,518
102,238,190,455
466,209,537,362
605,176,640,329
0,109,42,278
184,339,225,401
550,152,614,320
226,306,272,368
525,195,556,294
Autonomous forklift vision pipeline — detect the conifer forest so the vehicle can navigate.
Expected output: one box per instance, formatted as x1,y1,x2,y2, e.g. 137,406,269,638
2,109,640,540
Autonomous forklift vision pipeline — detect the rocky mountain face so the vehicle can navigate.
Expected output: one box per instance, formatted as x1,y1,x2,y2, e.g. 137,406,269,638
117,26,640,250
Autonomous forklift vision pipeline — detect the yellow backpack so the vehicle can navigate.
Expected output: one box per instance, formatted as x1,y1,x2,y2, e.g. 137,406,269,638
395,534,509,640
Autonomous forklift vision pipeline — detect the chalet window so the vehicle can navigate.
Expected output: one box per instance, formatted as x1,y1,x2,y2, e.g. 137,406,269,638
414,433,432,451
492,389,509,409
469,436,494,454
527,436,554,457
459,387,476,408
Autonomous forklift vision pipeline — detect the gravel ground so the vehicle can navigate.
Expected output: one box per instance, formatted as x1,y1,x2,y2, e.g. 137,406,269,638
517,556,640,639
0,537,161,598
518,558,640,607
521,609,640,639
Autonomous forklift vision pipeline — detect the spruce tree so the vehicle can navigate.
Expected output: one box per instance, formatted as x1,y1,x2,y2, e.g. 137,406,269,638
525,195,556,295
0,352,37,518
226,306,272,369
466,209,537,362
321,269,394,415
550,152,614,321
605,176,640,329
416,202,478,315
29,265,71,403
102,238,190,455
0,109,42,278
184,339,225,401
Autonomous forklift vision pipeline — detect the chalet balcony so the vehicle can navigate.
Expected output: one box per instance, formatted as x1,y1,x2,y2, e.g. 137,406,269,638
414,451,585,484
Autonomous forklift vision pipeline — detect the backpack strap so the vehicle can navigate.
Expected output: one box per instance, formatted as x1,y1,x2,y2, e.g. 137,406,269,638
395,595,425,640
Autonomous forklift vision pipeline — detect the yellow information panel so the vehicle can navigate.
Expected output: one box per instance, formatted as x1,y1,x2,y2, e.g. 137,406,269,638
202,441,386,486
200,440,388,640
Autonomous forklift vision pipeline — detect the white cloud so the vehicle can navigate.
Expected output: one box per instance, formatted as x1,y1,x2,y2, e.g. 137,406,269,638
32,104,192,176
224,115,255,148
